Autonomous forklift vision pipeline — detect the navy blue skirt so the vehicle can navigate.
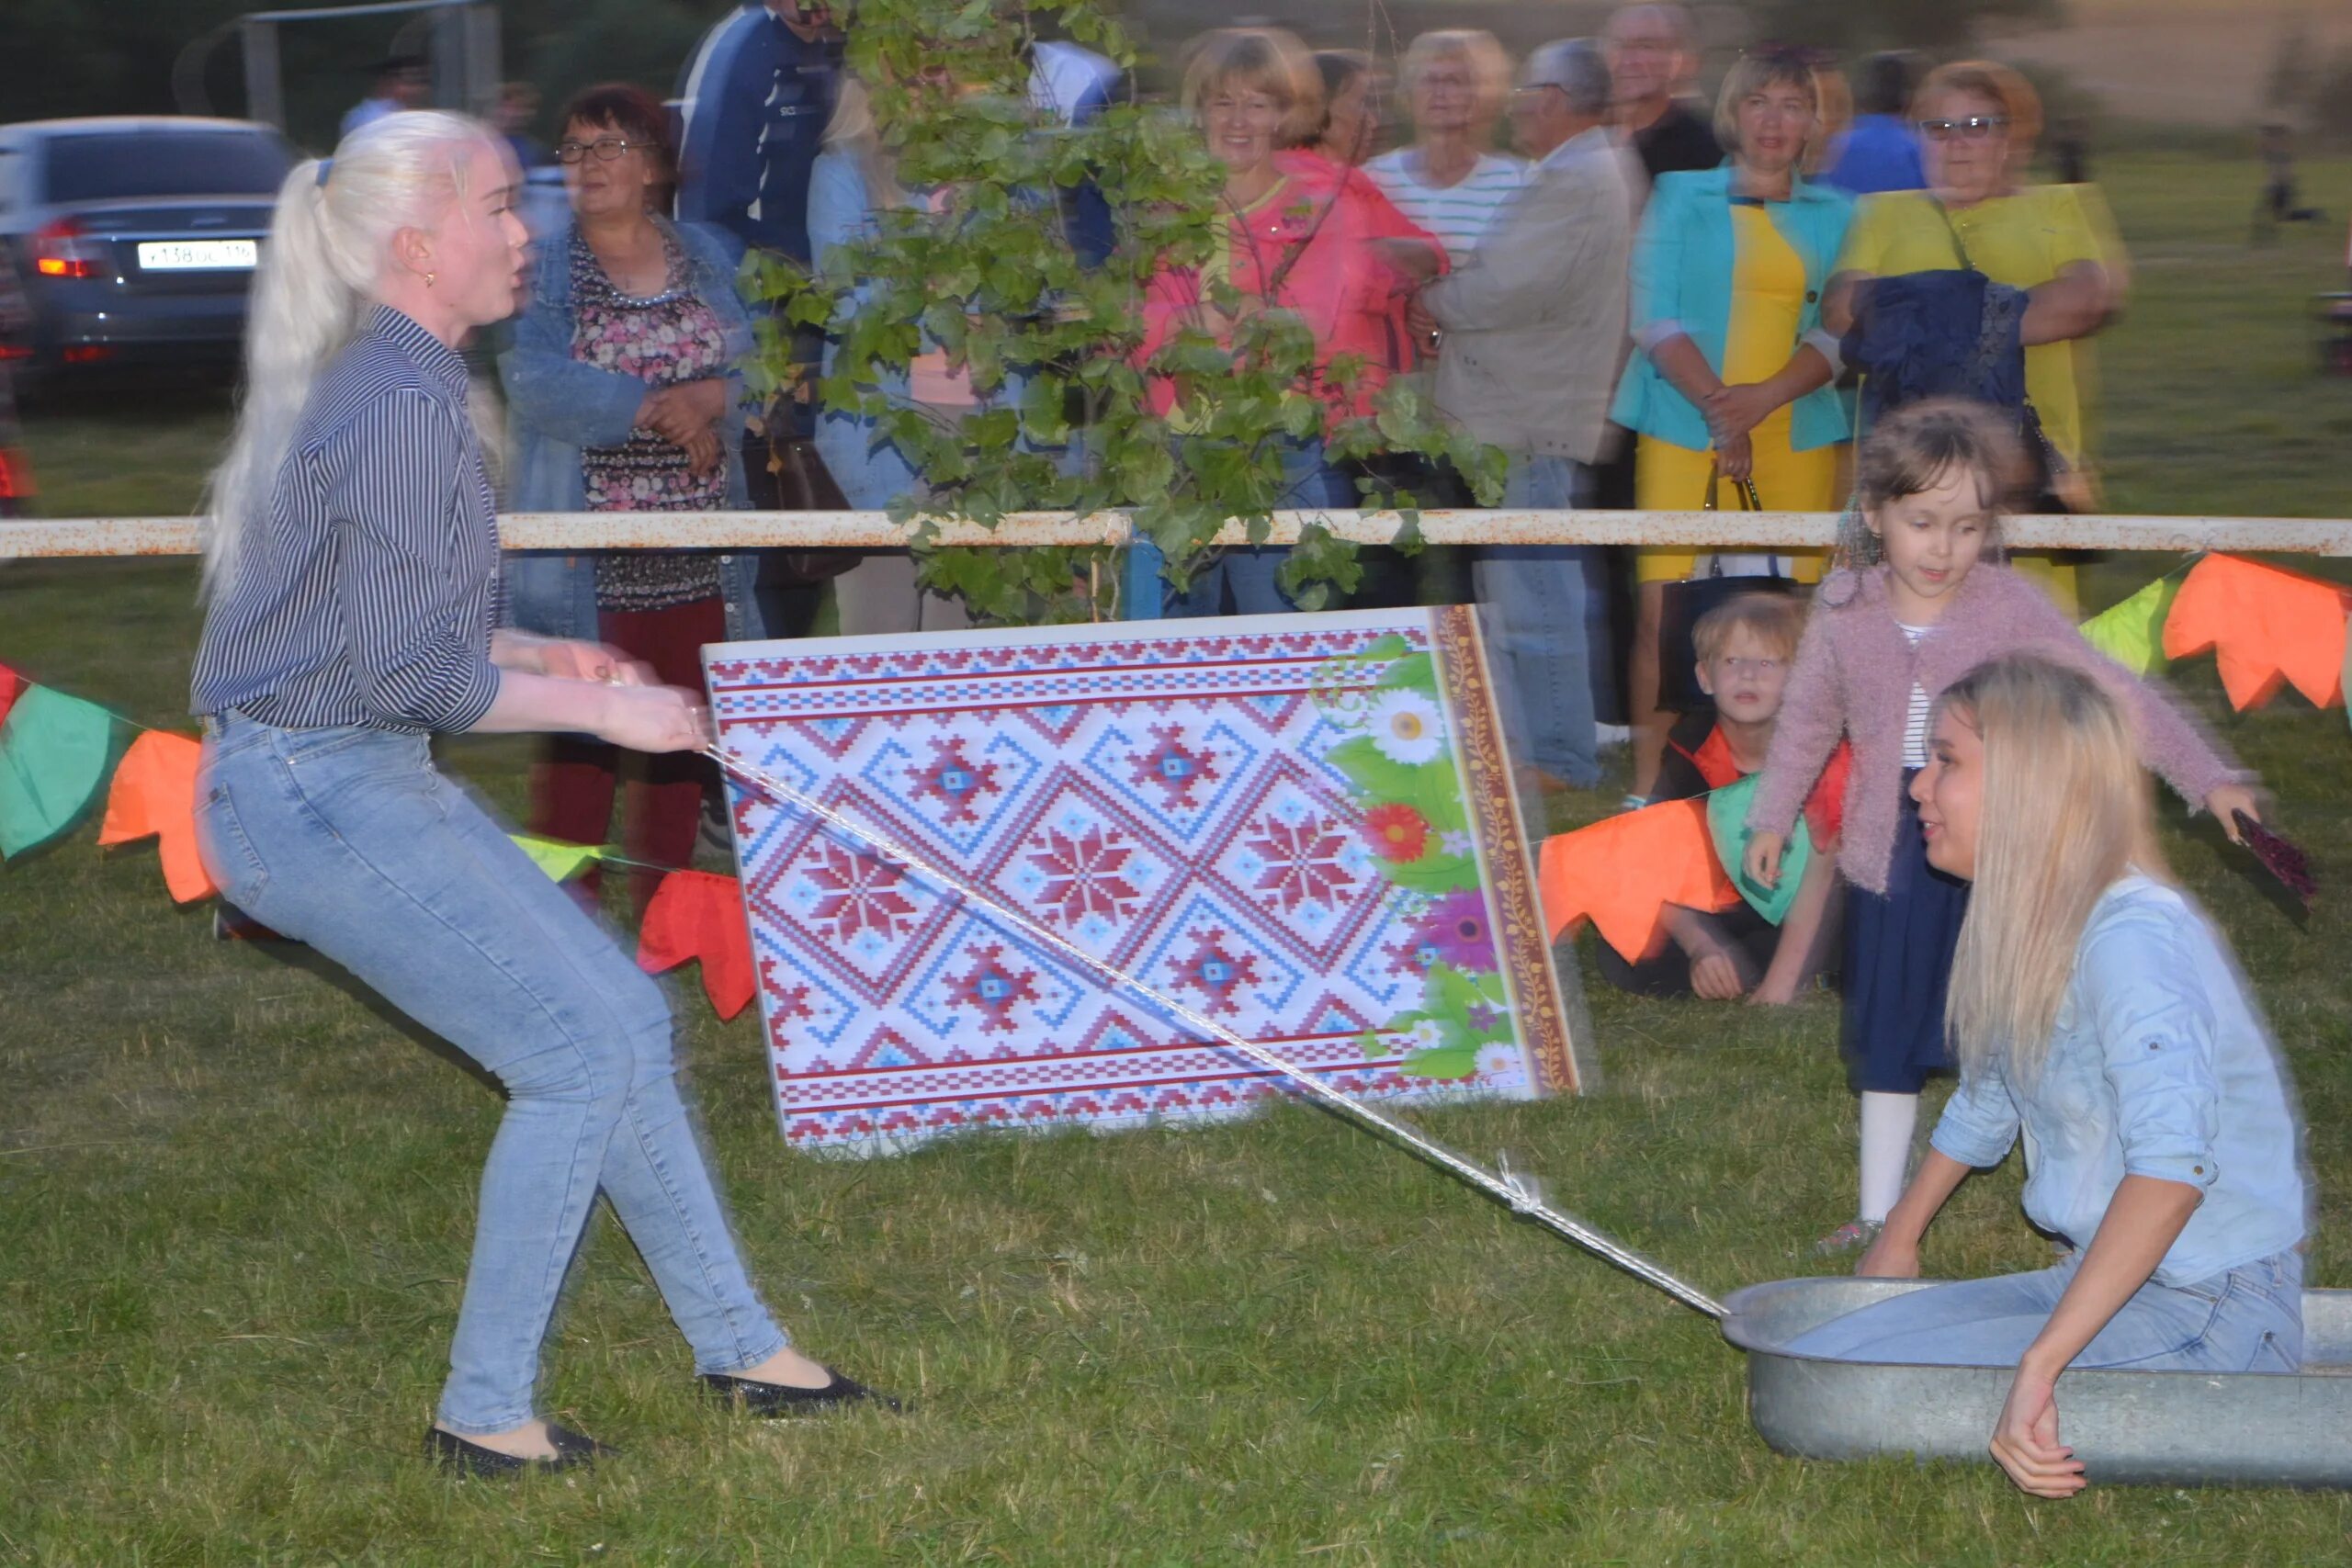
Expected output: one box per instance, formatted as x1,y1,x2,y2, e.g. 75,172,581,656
1840,778,1971,1094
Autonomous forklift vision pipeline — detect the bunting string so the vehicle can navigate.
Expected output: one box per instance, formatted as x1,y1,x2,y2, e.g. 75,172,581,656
0,655,753,1019
2,551,2344,1019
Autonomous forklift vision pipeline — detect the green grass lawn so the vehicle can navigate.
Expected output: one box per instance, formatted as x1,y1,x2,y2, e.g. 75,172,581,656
5,153,2352,1564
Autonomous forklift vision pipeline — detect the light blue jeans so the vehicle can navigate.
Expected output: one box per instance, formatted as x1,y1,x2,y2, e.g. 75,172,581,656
1132,437,1356,619
194,714,790,1434
1469,454,1600,787
1788,1250,2303,1371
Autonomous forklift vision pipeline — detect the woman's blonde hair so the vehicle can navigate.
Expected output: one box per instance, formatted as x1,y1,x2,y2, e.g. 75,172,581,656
1713,50,1839,175
1182,28,1321,150
1837,397,2026,567
1690,590,1801,663
1940,654,2170,1085
1398,29,1513,136
202,110,502,596
821,75,908,215
1915,60,2042,152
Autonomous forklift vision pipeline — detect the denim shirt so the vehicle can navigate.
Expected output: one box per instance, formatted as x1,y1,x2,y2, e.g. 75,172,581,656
806,151,1048,510
492,216,765,644
1930,875,2309,1286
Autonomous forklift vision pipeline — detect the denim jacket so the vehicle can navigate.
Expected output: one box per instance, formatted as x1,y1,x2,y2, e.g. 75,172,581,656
1610,164,1854,456
493,216,766,643
1930,875,2310,1286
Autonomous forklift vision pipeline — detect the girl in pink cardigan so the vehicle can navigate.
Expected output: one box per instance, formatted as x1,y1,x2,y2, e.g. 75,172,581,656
1743,400,2257,1253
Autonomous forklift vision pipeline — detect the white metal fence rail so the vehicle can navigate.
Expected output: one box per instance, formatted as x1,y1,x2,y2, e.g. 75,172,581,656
6,510,2352,558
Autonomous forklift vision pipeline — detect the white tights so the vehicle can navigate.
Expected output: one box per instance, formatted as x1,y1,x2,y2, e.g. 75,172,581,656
1858,1090,1919,1224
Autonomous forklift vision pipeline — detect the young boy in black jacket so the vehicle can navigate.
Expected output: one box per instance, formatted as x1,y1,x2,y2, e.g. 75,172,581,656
1600,593,1844,1001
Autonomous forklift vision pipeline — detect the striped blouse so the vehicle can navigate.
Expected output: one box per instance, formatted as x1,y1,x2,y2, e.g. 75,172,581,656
1363,150,1528,260
1897,622,1934,768
191,307,503,734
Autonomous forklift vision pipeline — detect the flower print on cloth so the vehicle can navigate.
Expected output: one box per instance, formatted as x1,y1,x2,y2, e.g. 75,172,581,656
1314,628,1531,1083
706,608,1577,1154
1363,803,1430,863
1408,889,1498,975
1367,688,1446,765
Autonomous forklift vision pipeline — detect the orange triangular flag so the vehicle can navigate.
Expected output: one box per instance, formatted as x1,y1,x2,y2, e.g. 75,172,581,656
96,730,216,903
2161,555,2352,711
638,869,755,1021
1537,798,1740,964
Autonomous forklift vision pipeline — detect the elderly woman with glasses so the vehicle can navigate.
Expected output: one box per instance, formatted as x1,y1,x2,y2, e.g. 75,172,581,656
1824,61,2128,615
497,83,766,911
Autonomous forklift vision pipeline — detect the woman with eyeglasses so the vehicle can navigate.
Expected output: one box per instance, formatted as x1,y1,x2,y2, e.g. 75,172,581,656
1132,27,1444,616
1824,61,2128,615
497,83,767,913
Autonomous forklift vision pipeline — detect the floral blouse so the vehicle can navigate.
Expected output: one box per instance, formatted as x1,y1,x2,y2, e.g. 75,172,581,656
571,221,729,612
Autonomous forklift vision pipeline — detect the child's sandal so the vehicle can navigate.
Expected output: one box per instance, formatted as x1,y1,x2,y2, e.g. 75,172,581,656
1813,1218,1883,1258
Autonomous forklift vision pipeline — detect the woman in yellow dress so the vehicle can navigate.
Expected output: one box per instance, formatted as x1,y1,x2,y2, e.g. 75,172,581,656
1825,60,2128,615
1612,50,1854,801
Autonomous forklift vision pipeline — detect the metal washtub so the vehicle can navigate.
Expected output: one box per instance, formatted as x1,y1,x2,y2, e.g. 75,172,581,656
1721,1278,2352,1487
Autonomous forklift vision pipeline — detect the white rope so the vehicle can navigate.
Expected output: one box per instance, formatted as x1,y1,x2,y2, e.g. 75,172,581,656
706,742,1728,1321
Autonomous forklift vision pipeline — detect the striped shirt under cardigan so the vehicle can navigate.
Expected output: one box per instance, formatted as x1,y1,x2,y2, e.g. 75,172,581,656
1363,150,1528,260
192,307,503,735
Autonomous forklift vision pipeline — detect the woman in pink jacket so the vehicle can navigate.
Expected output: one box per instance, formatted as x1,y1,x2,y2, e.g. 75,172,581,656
1134,27,1445,615
1742,400,2257,1254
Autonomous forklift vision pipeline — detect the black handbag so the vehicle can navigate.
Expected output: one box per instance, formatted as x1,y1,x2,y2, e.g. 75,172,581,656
1930,204,2090,516
1656,465,1799,712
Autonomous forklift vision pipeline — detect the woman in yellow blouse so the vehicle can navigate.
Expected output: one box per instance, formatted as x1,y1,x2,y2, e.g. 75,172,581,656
1826,61,2127,614
1612,50,1853,801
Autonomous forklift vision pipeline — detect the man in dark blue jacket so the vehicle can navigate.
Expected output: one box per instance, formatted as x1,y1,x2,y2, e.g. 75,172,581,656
674,2,849,649
674,0,843,268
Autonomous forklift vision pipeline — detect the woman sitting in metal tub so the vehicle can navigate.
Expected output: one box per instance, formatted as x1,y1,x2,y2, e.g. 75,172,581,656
1789,651,2308,1498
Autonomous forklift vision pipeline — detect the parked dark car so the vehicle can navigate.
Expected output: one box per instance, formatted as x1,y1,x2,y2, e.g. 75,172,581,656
0,247,27,513
0,117,296,392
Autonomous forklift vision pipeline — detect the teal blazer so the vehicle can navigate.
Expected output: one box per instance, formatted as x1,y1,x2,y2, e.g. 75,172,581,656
1610,164,1855,455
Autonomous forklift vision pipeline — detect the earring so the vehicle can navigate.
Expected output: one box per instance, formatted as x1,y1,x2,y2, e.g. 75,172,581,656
424,271,435,288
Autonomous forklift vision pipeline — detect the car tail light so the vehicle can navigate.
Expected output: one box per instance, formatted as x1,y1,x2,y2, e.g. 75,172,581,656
0,446,32,501
62,344,113,365
33,218,105,280
0,344,28,361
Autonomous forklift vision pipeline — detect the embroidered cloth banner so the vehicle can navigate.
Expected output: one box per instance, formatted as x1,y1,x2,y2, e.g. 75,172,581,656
707,607,1577,1154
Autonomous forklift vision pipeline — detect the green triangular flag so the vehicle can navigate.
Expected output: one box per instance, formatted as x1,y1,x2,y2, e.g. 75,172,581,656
0,682,116,858
2078,575,2179,677
510,833,602,882
1704,772,1812,926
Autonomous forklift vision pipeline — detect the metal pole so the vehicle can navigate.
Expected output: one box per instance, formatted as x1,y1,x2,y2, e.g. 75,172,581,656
464,2,502,118
10,509,2352,559
241,18,285,130
706,743,1729,1321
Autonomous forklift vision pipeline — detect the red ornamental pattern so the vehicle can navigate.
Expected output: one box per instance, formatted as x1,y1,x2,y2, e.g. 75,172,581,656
1129,722,1220,810
1029,823,1143,925
907,735,1002,825
1247,810,1355,913
707,610,1572,1153
1168,927,1261,1017
804,840,920,943
945,943,1043,1034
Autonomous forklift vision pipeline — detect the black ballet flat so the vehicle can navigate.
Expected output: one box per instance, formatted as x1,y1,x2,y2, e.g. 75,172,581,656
424,1422,616,1478
700,1366,902,1417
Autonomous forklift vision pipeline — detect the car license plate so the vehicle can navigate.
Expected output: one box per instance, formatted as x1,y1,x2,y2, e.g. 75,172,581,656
136,240,258,272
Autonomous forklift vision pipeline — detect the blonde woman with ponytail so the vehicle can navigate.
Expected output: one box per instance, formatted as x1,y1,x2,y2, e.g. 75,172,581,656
1790,654,2310,1500
189,112,890,1479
